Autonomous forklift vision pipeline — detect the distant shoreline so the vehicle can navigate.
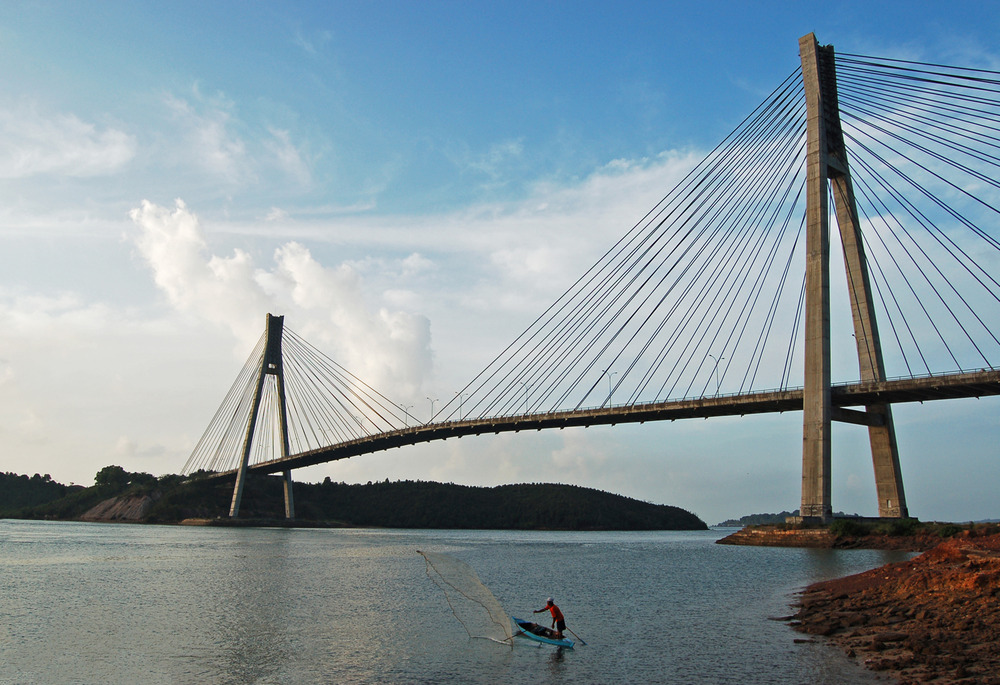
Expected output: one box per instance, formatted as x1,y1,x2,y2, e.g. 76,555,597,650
4,473,709,531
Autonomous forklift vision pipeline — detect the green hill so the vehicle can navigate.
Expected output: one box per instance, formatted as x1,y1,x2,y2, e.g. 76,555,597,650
3,468,707,531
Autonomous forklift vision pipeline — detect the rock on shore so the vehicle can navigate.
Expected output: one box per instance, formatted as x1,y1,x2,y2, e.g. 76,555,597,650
80,494,158,522
790,532,1000,684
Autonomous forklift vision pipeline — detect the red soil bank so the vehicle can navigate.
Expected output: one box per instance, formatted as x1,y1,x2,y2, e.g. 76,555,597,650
718,525,944,550
790,532,1000,684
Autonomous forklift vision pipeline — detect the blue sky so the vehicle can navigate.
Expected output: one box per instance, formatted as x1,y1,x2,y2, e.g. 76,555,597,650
1,1,999,524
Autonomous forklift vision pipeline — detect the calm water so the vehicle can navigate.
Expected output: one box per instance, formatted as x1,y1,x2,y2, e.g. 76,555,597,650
0,520,908,684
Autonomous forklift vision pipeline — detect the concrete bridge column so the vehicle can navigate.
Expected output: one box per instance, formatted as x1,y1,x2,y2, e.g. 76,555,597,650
799,33,908,521
800,33,833,522
229,313,295,519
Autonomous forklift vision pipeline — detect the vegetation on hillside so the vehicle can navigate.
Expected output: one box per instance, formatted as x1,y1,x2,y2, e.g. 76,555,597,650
716,511,801,527
716,510,863,527
826,517,1000,539
1,467,186,520
720,515,998,540
0,472,83,512
2,467,708,531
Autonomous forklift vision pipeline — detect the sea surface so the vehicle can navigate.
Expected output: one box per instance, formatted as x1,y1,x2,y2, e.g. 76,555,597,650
0,520,910,684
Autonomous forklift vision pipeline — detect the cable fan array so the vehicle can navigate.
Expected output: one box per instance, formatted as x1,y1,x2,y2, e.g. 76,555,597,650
183,328,412,475
834,52,1000,378
433,51,1000,424
437,70,811,423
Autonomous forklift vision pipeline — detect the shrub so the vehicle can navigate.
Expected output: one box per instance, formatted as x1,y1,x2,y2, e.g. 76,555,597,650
885,518,919,536
937,524,962,538
829,518,870,537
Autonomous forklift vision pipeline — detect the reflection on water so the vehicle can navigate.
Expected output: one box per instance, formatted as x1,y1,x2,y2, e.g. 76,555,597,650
546,646,567,675
213,532,293,682
0,522,901,684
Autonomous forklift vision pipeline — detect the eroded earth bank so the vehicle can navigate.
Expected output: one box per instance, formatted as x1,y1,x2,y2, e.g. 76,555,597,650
789,532,1000,684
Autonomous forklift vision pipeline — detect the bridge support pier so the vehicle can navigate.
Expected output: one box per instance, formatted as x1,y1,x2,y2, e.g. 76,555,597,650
282,468,295,519
229,313,296,519
799,33,908,522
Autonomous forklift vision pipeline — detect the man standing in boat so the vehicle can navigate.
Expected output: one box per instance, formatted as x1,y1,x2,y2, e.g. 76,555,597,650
533,597,566,638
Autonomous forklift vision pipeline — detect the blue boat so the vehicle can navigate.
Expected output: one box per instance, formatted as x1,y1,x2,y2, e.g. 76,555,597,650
511,617,574,648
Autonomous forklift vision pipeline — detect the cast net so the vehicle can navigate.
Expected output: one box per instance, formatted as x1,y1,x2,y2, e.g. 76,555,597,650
418,550,514,645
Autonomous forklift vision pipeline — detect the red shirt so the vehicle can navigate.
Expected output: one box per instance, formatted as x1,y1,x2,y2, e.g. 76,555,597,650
547,604,564,621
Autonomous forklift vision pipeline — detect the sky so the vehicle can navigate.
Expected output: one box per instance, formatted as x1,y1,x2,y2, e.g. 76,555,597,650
2,0,999,526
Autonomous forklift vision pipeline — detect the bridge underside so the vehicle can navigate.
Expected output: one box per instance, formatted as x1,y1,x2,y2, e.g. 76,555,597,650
200,369,1000,481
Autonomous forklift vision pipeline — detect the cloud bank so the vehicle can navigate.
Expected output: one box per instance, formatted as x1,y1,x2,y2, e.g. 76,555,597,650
129,199,432,400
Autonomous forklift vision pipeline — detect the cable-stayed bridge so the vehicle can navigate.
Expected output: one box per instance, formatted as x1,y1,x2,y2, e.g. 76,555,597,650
184,34,1000,521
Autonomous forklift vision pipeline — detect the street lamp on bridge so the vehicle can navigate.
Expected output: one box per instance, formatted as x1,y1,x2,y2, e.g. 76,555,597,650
518,382,532,415
708,354,724,394
455,392,469,420
602,368,618,405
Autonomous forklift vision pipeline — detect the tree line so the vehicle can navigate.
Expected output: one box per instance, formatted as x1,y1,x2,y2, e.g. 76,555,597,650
1,467,708,531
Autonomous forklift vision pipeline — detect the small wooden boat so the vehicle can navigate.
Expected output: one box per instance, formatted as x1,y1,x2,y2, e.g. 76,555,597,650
511,617,574,648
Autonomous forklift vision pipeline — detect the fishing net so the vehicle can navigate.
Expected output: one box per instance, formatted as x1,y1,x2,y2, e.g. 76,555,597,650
418,550,514,645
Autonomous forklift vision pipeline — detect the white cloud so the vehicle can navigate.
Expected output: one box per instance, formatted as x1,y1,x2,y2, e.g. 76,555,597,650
129,199,268,344
0,104,135,178
399,252,434,277
129,199,432,399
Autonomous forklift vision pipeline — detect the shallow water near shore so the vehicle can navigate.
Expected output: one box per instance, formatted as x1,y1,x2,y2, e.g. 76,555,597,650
1,520,911,684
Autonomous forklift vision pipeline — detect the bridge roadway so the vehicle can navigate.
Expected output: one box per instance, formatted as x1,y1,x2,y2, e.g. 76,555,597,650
212,369,1000,480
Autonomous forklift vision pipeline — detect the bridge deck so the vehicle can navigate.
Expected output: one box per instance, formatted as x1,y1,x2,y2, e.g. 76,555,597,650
209,369,999,478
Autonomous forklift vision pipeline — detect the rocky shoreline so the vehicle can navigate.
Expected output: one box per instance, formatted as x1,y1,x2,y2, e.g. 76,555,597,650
788,532,1000,684
717,525,947,550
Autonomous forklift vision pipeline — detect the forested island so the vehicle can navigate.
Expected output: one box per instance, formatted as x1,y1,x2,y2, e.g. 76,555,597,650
0,468,707,530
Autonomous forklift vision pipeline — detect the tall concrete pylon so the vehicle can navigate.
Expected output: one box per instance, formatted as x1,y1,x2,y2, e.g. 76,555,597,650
229,313,296,519
799,33,908,522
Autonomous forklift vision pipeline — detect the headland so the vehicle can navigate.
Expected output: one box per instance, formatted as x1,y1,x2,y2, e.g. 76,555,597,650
719,521,1000,684
788,530,1000,684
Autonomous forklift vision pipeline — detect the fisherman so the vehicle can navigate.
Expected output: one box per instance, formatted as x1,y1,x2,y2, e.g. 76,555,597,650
533,597,566,638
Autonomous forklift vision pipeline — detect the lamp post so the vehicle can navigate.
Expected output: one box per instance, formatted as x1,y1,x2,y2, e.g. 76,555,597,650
518,382,531,414
426,396,438,423
602,369,618,404
400,404,413,427
708,354,724,393
455,392,469,420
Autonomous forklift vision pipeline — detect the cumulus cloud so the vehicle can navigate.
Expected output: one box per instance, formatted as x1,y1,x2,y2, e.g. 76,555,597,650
129,199,432,399
129,199,268,344
0,104,135,178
